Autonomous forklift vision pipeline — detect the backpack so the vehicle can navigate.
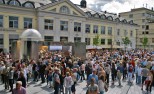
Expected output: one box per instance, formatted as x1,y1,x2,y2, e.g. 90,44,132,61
128,66,133,72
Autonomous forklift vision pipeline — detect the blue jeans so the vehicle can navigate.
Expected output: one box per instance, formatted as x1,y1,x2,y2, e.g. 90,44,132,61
65,87,71,94
137,76,141,84
100,91,104,94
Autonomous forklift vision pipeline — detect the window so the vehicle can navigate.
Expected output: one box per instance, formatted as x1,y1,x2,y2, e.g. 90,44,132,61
146,31,149,34
101,15,106,19
24,2,34,8
152,38,154,43
93,25,98,34
130,42,132,47
44,36,53,42
108,27,112,35
140,38,143,43
142,25,145,29
74,22,81,32
0,15,3,27
85,38,90,45
94,14,99,18
117,29,120,36
85,24,90,33
74,37,81,42
142,19,145,22
101,26,105,34
60,6,70,14
60,21,68,31
24,18,32,29
142,13,145,16
44,19,53,30
130,31,133,36
108,16,113,21
101,39,105,45
86,12,91,17
146,25,149,30
108,39,112,45
124,30,127,36
116,42,120,46
60,37,68,42
0,39,3,45
9,0,20,6
129,14,133,18
9,16,18,28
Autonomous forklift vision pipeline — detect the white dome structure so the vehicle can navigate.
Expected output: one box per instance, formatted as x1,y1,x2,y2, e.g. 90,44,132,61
20,29,43,41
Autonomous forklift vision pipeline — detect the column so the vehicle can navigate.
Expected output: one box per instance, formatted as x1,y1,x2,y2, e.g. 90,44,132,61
68,19,74,42
54,17,60,42
3,32,9,53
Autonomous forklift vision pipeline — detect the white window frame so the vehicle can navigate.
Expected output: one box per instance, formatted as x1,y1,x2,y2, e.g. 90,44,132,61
24,18,32,29
74,22,81,32
44,19,54,30
9,16,18,28
60,21,68,31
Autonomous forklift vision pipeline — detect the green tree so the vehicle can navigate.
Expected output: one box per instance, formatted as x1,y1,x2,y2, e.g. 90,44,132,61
141,37,148,49
122,37,131,51
93,34,100,48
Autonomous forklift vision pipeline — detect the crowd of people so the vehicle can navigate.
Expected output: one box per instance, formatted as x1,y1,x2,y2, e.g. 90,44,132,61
0,49,154,94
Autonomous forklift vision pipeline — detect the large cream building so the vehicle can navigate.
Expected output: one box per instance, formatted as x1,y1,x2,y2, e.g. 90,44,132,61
120,7,154,49
0,0,138,52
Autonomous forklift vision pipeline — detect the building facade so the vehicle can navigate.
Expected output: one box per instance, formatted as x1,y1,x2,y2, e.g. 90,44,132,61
120,7,154,50
0,0,138,52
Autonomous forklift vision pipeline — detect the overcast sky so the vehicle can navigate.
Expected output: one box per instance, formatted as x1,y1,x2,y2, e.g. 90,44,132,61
70,0,154,14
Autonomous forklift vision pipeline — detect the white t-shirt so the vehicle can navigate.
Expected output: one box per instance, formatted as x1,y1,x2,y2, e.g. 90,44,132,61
98,80,105,92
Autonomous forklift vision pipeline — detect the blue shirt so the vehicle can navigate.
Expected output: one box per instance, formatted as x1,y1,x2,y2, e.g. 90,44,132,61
117,66,123,73
88,74,98,85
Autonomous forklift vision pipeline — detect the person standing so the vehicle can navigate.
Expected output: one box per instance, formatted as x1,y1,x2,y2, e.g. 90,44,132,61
145,70,153,93
64,72,73,94
12,81,26,94
87,78,99,94
80,62,85,81
111,63,116,85
137,64,142,84
8,67,14,92
17,71,26,88
0,62,5,84
128,63,133,84
98,75,105,94
105,64,110,85
141,66,149,90
53,68,60,94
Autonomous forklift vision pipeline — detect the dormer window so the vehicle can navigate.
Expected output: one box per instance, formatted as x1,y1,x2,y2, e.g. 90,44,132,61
8,0,21,6
23,2,34,8
86,12,92,17
0,0,5,4
115,18,120,22
60,6,70,14
101,15,106,19
108,16,113,21
94,13,100,18
123,19,127,23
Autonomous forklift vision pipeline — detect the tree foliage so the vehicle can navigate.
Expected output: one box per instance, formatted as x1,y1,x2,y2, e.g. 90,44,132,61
141,37,148,49
122,37,131,46
93,34,100,46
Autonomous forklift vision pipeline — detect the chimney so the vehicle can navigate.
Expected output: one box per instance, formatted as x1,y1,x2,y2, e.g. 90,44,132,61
80,0,87,8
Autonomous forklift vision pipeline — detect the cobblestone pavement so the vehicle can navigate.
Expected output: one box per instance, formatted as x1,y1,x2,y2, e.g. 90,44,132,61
0,78,154,94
